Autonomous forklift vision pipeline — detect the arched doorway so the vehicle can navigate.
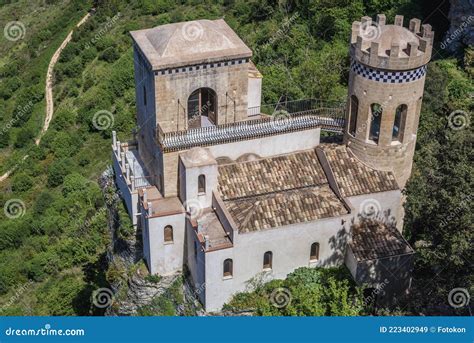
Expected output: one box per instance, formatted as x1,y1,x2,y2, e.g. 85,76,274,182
188,88,217,129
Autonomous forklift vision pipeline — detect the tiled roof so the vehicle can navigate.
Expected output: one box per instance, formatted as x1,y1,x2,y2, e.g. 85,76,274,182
218,150,327,201
350,220,414,261
225,186,348,233
321,144,399,197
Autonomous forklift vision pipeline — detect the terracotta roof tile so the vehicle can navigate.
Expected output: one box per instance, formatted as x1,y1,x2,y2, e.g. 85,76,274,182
321,144,399,197
218,150,327,200
350,220,414,261
225,186,349,233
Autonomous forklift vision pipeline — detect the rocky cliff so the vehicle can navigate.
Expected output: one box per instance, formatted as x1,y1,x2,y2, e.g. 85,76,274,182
99,169,203,316
442,0,474,53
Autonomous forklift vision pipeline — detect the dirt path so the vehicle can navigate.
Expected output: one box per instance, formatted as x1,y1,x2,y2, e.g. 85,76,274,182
36,11,92,145
0,12,92,183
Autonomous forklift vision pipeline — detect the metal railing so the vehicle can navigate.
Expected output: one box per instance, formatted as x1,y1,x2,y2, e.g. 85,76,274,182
157,98,346,152
247,98,345,117
133,175,154,189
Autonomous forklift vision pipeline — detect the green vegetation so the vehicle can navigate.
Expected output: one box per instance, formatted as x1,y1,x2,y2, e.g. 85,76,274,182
225,267,365,316
137,277,184,316
0,0,471,316
402,57,473,315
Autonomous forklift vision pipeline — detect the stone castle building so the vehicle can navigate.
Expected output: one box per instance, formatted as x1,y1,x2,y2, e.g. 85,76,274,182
112,15,433,312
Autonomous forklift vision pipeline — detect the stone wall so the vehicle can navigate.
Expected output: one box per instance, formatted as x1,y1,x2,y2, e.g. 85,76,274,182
154,62,250,133
345,70,425,188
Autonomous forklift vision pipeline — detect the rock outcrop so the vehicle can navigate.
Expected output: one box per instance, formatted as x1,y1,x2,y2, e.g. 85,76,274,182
100,168,203,316
442,0,474,53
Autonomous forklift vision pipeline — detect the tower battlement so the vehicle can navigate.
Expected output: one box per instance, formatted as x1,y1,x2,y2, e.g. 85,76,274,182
350,14,434,71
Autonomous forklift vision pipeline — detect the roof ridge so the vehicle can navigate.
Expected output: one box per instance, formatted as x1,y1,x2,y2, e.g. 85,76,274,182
218,149,315,168
160,25,179,58
224,183,328,202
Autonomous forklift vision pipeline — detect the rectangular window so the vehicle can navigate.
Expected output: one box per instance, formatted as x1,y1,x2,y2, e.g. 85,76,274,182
143,86,147,106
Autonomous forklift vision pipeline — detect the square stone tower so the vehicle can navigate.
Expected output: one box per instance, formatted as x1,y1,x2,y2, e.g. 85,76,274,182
129,19,262,196
344,14,434,188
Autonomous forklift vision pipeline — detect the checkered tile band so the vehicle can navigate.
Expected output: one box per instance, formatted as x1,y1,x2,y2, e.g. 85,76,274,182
351,60,427,83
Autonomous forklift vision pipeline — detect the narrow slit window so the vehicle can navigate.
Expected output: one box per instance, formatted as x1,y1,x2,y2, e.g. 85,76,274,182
310,243,320,261
349,95,359,136
263,251,273,269
369,103,383,143
392,104,407,142
198,174,206,194
164,225,173,243
143,85,147,106
223,259,233,277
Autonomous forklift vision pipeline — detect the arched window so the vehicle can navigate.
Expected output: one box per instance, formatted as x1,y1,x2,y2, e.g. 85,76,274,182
349,95,359,136
263,251,273,269
392,104,407,142
164,225,173,243
310,242,320,261
369,103,383,143
188,88,217,128
223,259,233,277
198,174,206,194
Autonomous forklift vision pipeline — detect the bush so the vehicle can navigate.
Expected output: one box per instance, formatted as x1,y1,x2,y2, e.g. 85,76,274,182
225,267,365,316
62,173,89,197
0,130,10,148
14,128,34,148
47,159,72,187
34,191,54,215
51,131,80,157
99,46,120,63
12,173,33,192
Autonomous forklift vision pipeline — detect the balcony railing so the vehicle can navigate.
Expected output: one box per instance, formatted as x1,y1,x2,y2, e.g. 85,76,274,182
112,136,153,192
157,98,346,152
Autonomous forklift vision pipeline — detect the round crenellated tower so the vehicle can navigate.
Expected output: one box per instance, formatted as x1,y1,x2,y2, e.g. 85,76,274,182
344,14,434,188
